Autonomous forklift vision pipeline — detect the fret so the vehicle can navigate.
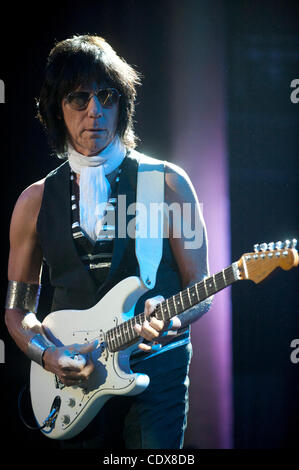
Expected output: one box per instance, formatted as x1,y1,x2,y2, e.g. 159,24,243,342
172,295,178,315
179,291,185,310
113,327,120,349
114,328,121,350
215,271,226,291
184,289,192,309
106,330,111,351
119,323,126,345
195,283,201,301
175,294,184,313
189,285,199,305
170,296,177,318
125,322,132,343
128,317,135,341
159,301,168,322
110,331,117,351
187,287,192,305
121,322,129,343
202,279,208,297
205,276,216,296
222,269,227,286
165,298,172,321
116,325,123,347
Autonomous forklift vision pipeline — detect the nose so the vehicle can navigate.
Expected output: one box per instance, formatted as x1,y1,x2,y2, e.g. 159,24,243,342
87,94,103,118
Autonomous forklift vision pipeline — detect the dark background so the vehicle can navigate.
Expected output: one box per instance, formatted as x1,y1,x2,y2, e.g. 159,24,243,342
0,0,298,453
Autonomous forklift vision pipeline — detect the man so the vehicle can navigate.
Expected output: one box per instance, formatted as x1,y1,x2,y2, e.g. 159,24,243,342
5,35,211,449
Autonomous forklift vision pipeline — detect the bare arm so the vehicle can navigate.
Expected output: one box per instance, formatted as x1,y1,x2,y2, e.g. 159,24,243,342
134,161,212,349
165,161,212,327
5,180,45,354
5,180,97,385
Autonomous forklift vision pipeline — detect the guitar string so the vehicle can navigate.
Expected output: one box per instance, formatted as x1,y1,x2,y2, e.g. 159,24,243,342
106,265,237,352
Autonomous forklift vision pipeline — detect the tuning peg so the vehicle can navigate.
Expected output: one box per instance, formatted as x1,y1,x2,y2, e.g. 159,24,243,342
275,241,283,250
291,238,297,248
284,239,290,248
267,242,275,251
260,243,268,251
253,244,260,252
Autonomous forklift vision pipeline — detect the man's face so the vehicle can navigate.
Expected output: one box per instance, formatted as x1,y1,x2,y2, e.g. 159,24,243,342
61,82,119,156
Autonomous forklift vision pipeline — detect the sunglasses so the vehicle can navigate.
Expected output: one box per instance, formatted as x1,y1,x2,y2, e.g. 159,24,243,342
65,87,121,111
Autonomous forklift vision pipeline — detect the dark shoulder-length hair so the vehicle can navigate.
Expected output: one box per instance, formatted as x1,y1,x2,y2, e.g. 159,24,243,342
37,34,142,158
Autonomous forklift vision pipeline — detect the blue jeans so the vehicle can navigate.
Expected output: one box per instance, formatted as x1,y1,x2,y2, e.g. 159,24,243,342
60,343,192,449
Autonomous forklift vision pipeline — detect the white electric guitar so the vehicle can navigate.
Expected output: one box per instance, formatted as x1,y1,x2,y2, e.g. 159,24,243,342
29,240,298,439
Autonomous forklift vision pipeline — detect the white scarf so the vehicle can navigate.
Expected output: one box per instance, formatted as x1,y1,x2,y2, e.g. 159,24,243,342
67,136,126,241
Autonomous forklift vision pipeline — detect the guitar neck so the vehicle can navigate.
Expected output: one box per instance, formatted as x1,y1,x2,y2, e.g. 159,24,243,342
106,262,241,352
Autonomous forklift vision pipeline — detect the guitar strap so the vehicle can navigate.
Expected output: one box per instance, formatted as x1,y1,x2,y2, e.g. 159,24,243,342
135,152,165,290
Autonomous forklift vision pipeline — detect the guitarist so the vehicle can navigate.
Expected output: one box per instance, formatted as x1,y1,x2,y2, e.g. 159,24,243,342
5,35,211,449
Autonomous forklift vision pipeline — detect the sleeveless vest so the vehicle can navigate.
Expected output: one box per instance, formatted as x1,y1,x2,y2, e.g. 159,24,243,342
36,151,189,340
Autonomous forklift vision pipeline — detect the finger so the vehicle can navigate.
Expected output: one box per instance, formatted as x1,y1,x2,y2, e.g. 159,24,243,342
58,353,86,370
148,316,164,331
64,378,86,387
144,296,165,317
134,323,142,335
61,368,92,385
134,322,154,341
82,360,95,378
59,373,83,385
138,341,163,352
134,320,160,341
138,342,152,352
77,340,99,355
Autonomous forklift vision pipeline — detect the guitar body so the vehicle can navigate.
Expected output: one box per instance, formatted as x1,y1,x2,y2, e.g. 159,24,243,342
29,240,298,440
30,276,149,440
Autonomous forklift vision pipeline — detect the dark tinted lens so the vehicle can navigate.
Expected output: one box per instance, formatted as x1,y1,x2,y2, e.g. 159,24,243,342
67,91,90,110
66,88,120,110
97,89,119,107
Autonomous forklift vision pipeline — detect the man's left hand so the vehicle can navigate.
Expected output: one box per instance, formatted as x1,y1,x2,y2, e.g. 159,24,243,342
133,295,182,351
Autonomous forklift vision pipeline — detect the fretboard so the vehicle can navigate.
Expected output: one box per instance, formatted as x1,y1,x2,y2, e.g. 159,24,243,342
106,262,240,352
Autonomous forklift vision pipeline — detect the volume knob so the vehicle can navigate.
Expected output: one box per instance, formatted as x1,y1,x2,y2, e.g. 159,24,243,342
61,414,71,425
66,398,76,408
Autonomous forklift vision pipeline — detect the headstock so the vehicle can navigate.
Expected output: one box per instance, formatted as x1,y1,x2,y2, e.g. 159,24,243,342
238,239,298,283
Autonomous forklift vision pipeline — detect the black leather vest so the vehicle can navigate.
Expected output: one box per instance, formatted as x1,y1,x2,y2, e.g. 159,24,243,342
36,151,183,318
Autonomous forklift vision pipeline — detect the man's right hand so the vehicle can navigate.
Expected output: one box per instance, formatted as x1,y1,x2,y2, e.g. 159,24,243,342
42,340,98,387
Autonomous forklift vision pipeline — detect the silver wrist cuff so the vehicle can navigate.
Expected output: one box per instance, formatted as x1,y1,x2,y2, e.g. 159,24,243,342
27,334,53,367
5,280,41,313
